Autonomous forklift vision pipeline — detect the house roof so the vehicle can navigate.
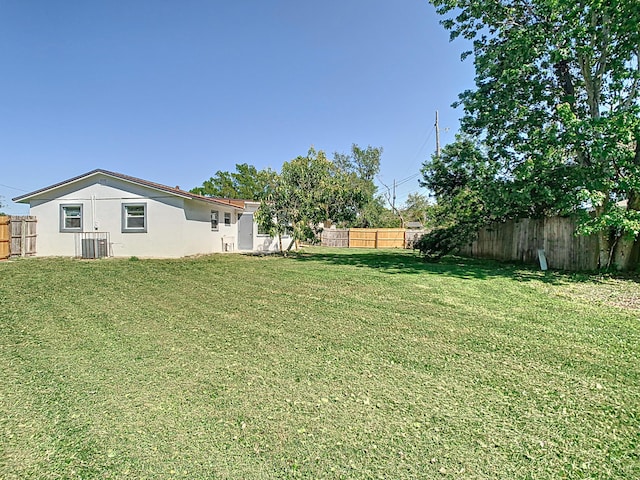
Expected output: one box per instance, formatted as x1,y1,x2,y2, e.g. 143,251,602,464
406,221,424,229
12,169,247,210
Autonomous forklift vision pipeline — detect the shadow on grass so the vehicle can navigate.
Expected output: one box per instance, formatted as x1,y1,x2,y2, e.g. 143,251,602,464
287,248,624,285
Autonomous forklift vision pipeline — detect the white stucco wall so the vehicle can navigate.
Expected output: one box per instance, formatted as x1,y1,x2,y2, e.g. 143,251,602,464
27,174,243,258
241,202,290,253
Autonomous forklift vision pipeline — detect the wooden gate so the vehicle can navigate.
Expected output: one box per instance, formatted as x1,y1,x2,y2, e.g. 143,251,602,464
0,216,9,260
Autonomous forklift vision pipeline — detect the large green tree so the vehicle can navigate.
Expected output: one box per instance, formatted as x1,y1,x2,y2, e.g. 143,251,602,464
332,144,383,227
430,0,640,269
191,163,276,200
256,147,374,251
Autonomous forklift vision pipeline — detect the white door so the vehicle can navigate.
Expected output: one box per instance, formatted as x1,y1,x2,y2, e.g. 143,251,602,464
238,213,254,250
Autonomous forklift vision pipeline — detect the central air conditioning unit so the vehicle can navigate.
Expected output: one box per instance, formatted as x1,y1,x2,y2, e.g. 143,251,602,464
81,238,109,259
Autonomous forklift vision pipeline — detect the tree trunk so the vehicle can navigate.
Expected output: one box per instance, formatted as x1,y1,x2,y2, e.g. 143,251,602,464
612,191,640,270
612,234,637,271
595,205,612,269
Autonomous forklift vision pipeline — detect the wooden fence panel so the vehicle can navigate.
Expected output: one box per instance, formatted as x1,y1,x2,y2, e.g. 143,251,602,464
376,229,405,248
321,229,349,247
349,228,378,248
9,216,37,258
512,218,544,263
321,228,423,249
405,230,426,249
544,216,598,270
462,216,599,271
0,216,9,260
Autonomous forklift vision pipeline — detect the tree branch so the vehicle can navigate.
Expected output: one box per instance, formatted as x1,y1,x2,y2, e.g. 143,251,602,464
623,52,640,108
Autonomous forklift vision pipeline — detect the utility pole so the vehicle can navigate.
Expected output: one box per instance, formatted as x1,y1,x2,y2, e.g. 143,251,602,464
377,175,405,228
435,110,441,158
392,179,396,213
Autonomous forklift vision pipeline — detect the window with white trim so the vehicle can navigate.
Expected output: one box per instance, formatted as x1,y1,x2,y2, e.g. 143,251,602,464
224,212,231,226
211,210,219,231
122,203,147,233
257,221,270,235
60,204,83,232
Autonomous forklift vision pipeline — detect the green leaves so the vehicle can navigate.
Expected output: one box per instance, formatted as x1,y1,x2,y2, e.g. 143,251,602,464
191,164,276,201
255,145,383,245
428,0,640,268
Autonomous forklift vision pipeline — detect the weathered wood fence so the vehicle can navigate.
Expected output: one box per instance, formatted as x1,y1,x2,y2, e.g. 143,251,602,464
460,217,600,270
321,228,426,249
321,228,349,247
0,216,37,259
322,217,634,271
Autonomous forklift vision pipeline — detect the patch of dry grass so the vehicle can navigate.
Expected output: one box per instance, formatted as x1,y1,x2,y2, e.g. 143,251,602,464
556,276,640,310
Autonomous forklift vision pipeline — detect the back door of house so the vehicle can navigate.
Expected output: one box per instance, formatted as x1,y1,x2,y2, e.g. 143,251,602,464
238,213,253,250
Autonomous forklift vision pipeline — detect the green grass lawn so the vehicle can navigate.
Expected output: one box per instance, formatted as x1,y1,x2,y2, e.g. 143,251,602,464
1,248,638,479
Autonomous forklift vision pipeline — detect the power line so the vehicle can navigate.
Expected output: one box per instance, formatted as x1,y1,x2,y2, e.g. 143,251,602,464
395,173,420,187
0,183,28,192
410,125,436,165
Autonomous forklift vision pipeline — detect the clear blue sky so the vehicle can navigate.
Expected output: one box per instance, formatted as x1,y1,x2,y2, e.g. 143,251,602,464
0,0,474,215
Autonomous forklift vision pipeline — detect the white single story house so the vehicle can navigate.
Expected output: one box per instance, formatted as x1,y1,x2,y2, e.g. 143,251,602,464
12,169,286,258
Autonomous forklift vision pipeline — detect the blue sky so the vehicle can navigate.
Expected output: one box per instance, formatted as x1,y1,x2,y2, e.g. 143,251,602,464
0,0,474,214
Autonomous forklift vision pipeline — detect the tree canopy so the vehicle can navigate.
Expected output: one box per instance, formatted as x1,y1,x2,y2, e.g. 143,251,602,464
255,145,386,250
190,163,276,200
401,193,434,226
426,0,640,269
332,144,383,227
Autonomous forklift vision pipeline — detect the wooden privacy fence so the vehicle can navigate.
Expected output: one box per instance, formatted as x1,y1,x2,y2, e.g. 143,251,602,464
321,228,349,247
460,217,600,271
0,216,37,259
321,228,425,249
0,216,9,260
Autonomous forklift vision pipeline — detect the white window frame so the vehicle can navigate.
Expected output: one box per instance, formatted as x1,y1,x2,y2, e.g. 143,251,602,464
257,222,270,236
211,210,219,231
224,211,231,226
122,203,147,233
60,204,83,232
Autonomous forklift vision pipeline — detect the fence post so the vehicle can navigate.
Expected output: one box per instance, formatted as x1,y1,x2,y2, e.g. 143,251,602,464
20,218,26,257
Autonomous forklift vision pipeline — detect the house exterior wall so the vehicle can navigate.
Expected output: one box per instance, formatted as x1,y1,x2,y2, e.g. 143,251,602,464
241,202,291,252
28,175,241,258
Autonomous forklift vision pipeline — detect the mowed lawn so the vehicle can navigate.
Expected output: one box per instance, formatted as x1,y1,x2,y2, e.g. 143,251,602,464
1,249,638,479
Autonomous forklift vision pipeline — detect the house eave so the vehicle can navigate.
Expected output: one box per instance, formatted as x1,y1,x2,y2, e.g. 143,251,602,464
12,168,248,211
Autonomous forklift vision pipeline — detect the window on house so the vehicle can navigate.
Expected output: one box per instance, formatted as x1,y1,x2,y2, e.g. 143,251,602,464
224,212,231,226
122,203,147,233
60,204,83,232
211,210,219,231
257,220,269,235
